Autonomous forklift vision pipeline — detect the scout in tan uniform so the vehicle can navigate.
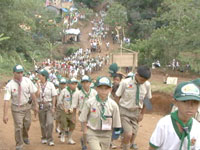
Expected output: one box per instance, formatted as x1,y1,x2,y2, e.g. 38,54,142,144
78,75,97,114
77,75,97,150
57,77,79,144
3,65,38,150
79,76,121,150
36,69,57,146
115,66,152,150
55,77,67,134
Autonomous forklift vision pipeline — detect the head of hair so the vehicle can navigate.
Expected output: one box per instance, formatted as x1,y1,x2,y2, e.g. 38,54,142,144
137,65,151,79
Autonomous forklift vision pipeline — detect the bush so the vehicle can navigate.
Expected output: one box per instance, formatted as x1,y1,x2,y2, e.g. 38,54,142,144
64,47,79,56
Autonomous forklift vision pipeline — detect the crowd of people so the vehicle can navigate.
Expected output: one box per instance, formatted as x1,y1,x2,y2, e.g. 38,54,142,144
2,62,200,150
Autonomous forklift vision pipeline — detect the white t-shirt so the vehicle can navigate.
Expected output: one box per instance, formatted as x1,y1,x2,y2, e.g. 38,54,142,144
150,115,200,150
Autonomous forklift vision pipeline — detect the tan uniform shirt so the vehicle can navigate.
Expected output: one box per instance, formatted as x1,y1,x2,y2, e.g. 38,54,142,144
4,77,37,105
57,87,79,110
79,96,121,130
77,88,97,111
116,77,152,110
37,81,57,102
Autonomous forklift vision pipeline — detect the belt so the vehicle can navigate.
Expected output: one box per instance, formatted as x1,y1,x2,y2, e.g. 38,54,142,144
12,103,30,107
38,101,52,104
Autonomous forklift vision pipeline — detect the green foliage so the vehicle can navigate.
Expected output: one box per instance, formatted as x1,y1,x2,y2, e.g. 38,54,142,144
0,34,10,43
65,47,79,56
74,0,103,8
123,0,200,72
0,0,62,72
104,2,128,28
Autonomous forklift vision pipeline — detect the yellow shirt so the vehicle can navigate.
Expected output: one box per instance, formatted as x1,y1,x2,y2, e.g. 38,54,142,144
4,77,37,105
37,81,57,102
77,88,97,112
79,96,121,130
116,77,152,110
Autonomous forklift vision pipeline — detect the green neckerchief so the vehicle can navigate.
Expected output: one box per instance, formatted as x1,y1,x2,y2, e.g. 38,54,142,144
132,76,140,106
81,88,91,99
66,87,75,102
96,95,107,120
171,110,193,150
81,88,91,109
136,83,140,105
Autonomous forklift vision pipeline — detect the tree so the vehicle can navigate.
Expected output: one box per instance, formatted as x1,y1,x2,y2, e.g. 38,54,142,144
104,2,128,28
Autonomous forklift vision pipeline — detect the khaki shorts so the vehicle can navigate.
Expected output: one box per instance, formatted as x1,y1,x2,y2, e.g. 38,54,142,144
60,110,75,131
120,107,140,134
87,128,112,150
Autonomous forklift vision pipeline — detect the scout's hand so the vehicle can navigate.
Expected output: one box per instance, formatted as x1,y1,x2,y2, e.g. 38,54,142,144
3,115,8,124
138,113,144,122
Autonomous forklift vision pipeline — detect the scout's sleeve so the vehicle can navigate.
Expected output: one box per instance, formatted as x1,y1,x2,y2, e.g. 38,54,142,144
71,90,79,109
4,83,12,101
51,83,57,97
112,101,121,128
29,79,37,94
145,81,152,99
149,118,165,149
79,101,90,123
115,80,126,97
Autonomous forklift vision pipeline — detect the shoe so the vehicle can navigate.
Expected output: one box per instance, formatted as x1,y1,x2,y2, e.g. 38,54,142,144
41,139,47,144
23,139,30,145
48,141,55,146
60,133,65,143
68,138,76,145
111,144,117,149
82,145,87,150
130,144,138,150
56,128,61,133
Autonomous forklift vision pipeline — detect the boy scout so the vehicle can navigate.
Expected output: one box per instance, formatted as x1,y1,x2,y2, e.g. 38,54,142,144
115,66,152,150
149,81,200,150
79,76,121,150
57,77,79,144
36,69,57,146
77,75,97,150
55,77,67,134
3,65,38,150
171,78,200,122
78,75,97,114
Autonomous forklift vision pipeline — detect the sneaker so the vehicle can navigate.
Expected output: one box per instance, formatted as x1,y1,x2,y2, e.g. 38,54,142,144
68,138,76,145
41,139,47,144
111,143,117,149
60,133,65,143
82,145,87,150
56,128,61,133
23,139,30,145
130,144,138,150
48,141,55,146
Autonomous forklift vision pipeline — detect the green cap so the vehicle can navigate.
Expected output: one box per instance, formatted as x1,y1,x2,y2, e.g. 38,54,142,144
13,65,24,72
109,63,119,75
39,69,49,79
81,75,91,82
60,77,67,84
68,77,78,84
173,81,200,101
95,76,112,87
192,78,200,87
